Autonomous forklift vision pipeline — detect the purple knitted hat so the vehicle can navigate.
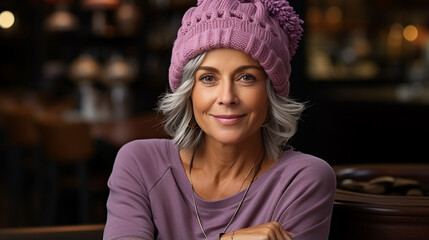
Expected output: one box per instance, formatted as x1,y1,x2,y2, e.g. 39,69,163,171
169,0,303,97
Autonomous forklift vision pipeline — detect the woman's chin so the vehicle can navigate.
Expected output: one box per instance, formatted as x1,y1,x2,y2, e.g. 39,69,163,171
205,130,260,146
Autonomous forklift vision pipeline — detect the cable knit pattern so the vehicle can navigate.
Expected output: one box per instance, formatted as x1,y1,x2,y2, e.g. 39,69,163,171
169,0,303,97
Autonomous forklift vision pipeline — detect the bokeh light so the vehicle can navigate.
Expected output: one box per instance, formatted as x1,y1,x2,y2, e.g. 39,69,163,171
388,23,404,47
0,10,15,29
326,6,343,25
307,7,323,26
403,25,419,42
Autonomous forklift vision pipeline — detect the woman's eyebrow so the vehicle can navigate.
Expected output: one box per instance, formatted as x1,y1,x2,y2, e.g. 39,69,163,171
196,66,218,73
235,65,264,73
196,65,264,73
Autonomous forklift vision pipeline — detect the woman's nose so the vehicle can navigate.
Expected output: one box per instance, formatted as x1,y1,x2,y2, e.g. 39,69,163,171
217,80,239,106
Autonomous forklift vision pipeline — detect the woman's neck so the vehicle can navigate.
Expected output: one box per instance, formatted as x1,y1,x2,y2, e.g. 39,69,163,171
198,136,264,174
181,131,269,200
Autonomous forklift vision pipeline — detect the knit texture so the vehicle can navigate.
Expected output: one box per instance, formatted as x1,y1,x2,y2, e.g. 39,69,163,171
169,0,303,97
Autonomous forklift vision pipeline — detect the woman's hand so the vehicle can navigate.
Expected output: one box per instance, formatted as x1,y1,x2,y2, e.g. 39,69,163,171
221,222,294,240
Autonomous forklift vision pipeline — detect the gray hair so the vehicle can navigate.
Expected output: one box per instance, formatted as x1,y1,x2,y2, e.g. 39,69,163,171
157,53,305,159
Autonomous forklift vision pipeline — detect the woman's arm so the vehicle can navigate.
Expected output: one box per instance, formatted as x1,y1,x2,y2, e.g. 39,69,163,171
103,142,156,240
221,158,336,240
220,222,294,240
276,159,336,239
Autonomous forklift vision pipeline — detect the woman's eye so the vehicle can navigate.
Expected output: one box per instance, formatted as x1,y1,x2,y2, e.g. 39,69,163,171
199,75,215,83
239,74,256,82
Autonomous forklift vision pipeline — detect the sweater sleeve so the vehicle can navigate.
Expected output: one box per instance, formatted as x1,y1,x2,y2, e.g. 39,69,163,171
276,157,337,240
103,141,156,240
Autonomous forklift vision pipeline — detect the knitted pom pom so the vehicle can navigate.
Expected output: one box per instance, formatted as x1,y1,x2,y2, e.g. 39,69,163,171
260,0,304,56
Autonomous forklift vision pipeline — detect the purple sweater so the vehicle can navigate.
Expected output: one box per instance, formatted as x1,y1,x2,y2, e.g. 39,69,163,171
103,139,336,240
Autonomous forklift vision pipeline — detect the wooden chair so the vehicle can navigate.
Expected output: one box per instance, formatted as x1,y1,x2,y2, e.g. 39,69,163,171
0,103,40,148
36,114,95,225
0,92,80,226
0,101,43,226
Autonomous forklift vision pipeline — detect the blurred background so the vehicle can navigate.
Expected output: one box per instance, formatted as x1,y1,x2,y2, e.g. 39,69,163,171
0,0,428,229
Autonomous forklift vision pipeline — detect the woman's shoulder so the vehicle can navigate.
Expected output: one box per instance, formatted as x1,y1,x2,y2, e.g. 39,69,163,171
279,148,332,168
117,138,175,160
113,138,177,176
119,138,173,151
276,149,336,186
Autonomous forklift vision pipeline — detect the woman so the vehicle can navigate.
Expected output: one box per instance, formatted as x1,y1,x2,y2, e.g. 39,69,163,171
103,0,336,239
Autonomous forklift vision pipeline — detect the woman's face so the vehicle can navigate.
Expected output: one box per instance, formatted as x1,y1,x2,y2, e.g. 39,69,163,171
191,48,269,146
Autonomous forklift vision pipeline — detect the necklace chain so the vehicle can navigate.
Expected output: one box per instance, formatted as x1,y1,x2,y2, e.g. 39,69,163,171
238,160,256,192
188,150,264,239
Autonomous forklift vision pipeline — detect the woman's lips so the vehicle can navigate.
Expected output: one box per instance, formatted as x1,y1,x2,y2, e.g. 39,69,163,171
211,114,246,125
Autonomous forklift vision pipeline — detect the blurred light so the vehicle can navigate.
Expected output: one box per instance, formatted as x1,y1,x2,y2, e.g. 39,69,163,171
403,25,419,42
307,7,323,26
45,9,79,32
341,47,357,64
82,0,119,10
0,10,15,29
326,6,342,25
388,23,404,47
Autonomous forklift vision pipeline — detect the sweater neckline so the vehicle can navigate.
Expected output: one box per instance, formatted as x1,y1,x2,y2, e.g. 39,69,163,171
167,140,293,209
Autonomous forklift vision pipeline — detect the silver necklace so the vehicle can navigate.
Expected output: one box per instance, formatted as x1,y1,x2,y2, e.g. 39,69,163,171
188,150,264,239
